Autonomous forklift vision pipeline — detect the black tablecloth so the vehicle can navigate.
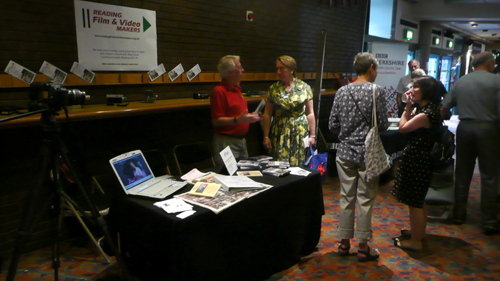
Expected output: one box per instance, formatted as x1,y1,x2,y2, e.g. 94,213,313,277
108,170,325,281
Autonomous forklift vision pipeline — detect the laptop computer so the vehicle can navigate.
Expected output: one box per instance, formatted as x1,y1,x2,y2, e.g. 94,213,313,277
109,150,186,199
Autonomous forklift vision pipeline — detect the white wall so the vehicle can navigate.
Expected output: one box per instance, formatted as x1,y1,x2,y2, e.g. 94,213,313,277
394,0,420,43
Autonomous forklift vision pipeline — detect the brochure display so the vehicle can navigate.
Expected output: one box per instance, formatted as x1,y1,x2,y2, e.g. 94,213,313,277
262,167,291,177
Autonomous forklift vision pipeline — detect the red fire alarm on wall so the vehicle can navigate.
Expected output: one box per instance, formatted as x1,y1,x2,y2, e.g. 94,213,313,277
246,10,254,21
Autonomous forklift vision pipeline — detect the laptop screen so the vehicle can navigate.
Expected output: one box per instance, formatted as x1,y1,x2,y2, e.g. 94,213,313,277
111,153,154,190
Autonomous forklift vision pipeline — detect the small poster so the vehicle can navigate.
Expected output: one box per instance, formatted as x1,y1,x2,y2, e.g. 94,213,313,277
70,62,95,83
39,61,67,83
148,63,166,81
168,63,184,82
4,60,36,84
186,64,201,81
220,146,237,176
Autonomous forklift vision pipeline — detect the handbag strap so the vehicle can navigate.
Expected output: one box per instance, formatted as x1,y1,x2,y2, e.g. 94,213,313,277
372,84,377,129
347,85,369,125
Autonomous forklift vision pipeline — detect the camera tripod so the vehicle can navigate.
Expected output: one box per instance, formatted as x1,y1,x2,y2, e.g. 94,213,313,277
4,108,131,281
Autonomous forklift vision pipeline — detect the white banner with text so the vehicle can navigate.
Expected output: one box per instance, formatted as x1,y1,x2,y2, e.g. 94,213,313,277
74,0,157,71
371,42,408,117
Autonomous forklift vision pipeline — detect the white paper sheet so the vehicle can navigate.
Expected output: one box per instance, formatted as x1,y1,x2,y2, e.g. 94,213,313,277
220,146,237,176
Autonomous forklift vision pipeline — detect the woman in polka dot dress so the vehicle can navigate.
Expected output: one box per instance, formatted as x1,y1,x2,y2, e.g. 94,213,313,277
391,76,442,251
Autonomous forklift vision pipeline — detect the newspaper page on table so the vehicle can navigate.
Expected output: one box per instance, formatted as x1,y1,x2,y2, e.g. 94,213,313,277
174,185,272,214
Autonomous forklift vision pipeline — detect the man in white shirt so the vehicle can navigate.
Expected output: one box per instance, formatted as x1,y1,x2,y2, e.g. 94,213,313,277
395,60,420,117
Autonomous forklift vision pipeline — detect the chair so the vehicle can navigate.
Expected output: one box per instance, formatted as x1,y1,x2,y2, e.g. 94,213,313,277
143,149,172,177
52,156,112,263
173,142,216,175
425,158,455,220
60,175,112,263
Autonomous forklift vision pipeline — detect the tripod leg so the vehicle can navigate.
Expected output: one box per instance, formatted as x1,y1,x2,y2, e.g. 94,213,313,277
51,156,63,281
6,141,54,281
58,142,131,281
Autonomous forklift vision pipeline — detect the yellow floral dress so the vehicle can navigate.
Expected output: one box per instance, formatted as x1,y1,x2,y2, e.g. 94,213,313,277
266,78,313,166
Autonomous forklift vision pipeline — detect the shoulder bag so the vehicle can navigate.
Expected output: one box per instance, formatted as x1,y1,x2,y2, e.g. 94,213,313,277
364,85,391,181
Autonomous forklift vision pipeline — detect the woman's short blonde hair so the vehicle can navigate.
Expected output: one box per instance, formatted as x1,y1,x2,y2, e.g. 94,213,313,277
276,55,297,72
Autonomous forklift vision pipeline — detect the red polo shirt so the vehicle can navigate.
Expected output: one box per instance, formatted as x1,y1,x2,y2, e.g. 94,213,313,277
210,80,249,136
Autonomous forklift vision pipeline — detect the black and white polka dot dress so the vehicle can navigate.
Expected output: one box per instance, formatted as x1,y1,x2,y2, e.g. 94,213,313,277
391,102,441,208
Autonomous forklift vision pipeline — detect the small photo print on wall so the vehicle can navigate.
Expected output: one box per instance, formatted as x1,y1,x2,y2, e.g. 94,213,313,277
70,62,95,83
186,64,201,81
40,61,67,83
168,63,184,82
148,63,166,81
4,60,37,84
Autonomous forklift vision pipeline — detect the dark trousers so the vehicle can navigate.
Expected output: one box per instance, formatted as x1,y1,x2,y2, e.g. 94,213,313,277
397,102,406,118
454,120,500,224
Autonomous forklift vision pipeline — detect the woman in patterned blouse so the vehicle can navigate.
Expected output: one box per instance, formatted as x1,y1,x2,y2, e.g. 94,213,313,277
329,52,389,262
261,56,316,166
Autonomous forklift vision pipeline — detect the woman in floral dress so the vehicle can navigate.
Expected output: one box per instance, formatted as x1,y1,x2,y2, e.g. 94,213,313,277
261,56,316,166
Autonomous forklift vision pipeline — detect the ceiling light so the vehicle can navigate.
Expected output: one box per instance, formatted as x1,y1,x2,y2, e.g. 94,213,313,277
483,30,488,32
471,23,478,27
493,34,497,36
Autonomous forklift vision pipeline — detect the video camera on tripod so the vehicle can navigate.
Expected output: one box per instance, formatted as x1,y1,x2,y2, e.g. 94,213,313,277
28,82,89,112
1,82,132,280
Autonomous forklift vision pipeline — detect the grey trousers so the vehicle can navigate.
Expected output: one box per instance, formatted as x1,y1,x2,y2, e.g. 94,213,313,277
454,120,500,225
213,133,248,170
336,156,378,243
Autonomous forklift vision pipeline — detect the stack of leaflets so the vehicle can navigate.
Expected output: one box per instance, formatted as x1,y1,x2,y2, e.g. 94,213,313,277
267,161,290,168
237,160,261,168
262,167,291,177
213,175,271,192
247,155,273,162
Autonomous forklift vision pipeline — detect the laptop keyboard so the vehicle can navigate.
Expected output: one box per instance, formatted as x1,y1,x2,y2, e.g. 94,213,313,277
140,181,187,198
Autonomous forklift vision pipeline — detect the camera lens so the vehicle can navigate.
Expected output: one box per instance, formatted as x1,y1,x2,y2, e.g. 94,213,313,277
67,89,88,106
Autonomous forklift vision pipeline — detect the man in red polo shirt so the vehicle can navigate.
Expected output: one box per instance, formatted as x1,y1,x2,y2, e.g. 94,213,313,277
211,55,261,168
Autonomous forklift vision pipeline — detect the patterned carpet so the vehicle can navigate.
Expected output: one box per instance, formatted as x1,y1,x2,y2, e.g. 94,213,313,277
2,115,499,281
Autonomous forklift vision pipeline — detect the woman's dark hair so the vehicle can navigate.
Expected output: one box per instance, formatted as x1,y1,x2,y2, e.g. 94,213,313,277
123,160,135,179
353,52,378,75
413,76,439,102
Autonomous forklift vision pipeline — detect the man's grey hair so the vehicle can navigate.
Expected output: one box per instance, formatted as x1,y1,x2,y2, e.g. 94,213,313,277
472,52,494,68
411,68,426,78
408,59,420,66
218,55,240,78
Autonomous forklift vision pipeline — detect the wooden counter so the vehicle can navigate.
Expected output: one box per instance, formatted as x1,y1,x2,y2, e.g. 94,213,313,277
0,90,336,129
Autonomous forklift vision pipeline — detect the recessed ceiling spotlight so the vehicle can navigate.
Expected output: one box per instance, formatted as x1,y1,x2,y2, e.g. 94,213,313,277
483,30,488,32
471,23,478,27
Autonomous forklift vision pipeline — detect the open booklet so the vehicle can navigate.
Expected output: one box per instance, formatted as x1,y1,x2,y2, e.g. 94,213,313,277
175,185,271,214
213,175,271,192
